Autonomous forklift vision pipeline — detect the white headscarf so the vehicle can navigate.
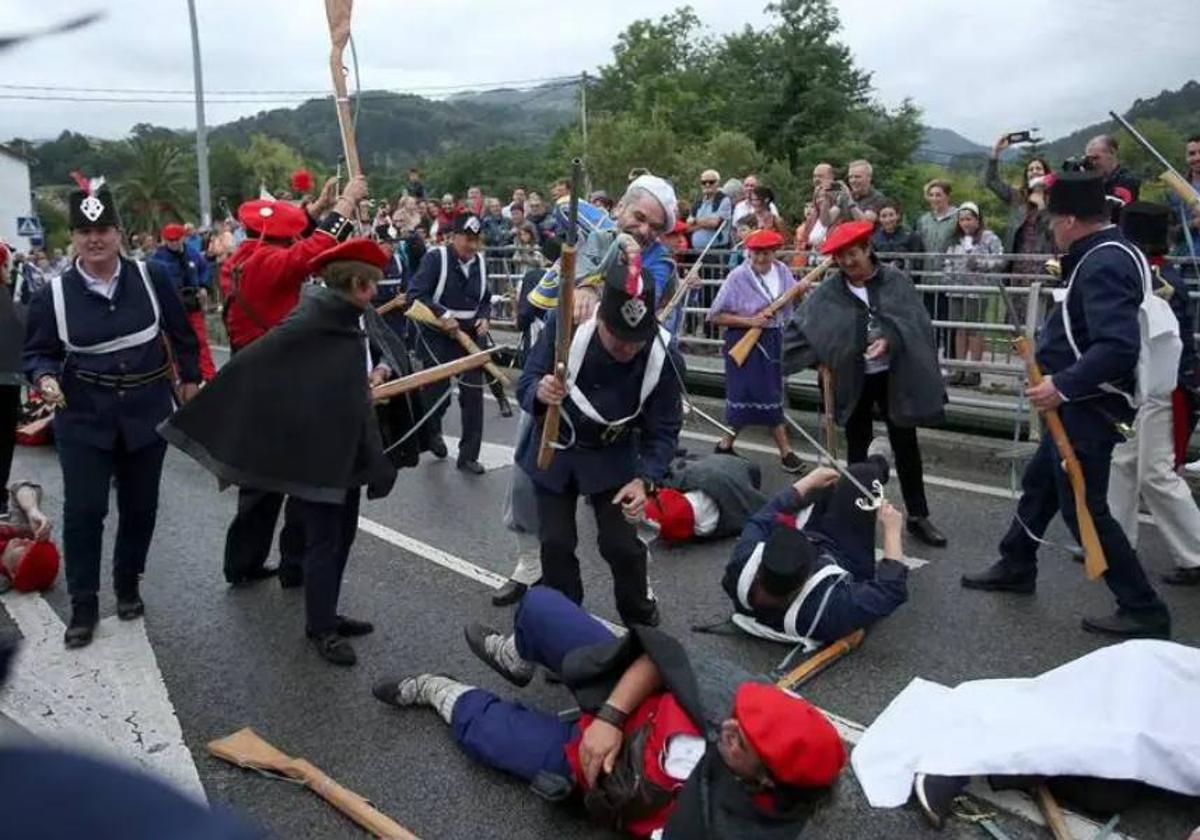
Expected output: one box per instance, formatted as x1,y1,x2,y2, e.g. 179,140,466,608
624,174,678,232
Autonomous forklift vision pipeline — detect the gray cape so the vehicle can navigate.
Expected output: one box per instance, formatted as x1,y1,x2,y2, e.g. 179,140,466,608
783,262,946,427
664,454,767,539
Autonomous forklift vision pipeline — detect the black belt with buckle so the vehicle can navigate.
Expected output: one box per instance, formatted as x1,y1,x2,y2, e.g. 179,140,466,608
574,422,630,449
72,362,172,389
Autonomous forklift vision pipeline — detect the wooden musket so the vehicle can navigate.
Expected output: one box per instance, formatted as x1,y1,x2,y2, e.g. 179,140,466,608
728,259,831,367
536,159,584,469
405,299,508,387
371,348,497,402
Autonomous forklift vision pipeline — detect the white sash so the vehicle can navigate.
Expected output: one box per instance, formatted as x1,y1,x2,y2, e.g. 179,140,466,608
564,317,668,428
50,260,161,355
433,245,486,320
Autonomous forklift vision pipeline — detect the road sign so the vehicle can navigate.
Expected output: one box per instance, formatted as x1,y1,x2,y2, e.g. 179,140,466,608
16,216,42,237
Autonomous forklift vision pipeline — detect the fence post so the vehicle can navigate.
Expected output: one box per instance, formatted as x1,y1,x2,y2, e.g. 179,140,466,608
1024,281,1042,442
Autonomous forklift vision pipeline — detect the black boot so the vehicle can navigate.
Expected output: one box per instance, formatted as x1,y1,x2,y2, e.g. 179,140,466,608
1081,609,1171,640
227,564,279,587
64,597,99,649
906,516,947,548
335,615,374,637
490,380,514,418
960,560,1036,594
491,579,533,607
427,433,448,459
115,579,144,621
309,631,357,666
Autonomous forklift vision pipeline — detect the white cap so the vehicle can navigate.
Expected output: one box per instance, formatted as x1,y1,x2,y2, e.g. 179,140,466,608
626,173,678,232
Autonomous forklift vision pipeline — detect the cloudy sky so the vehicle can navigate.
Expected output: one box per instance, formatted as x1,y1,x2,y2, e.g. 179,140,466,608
0,0,1194,145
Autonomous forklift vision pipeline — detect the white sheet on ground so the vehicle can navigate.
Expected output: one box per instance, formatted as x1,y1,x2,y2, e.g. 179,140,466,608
851,640,1200,807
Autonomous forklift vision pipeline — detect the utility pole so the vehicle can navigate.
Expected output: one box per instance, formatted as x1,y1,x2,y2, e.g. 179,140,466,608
580,71,590,193
187,0,212,228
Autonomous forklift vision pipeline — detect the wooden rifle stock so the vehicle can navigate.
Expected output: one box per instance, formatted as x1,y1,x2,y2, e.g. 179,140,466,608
371,348,497,402
775,629,864,691
728,260,831,367
405,300,508,387
1012,335,1107,580
536,159,583,469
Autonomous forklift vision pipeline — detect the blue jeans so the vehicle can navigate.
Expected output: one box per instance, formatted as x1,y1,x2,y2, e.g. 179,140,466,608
450,587,615,782
998,435,1167,617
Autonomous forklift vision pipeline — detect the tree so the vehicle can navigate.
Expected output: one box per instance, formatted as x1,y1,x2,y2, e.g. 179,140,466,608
241,134,307,196
116,137,192,235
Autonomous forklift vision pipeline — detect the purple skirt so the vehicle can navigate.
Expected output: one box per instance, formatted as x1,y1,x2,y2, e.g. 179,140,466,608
723,326,784,428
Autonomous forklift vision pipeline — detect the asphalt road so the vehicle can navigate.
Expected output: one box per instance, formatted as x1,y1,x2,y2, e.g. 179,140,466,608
5,392,1200,840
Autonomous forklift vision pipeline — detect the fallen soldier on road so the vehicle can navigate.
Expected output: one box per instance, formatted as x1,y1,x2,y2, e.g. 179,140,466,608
373,586,846,839
721,459,909,647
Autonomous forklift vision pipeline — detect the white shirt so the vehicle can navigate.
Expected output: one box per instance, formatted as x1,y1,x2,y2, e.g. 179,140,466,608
75,257,120,300
662,733,707,781
846,279,890,374
683,490,720,537
752,266,782,300
733,199,779,226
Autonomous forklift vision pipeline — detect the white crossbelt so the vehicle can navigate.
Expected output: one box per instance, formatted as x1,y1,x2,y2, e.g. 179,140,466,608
432,245,486,320
50,260,161,355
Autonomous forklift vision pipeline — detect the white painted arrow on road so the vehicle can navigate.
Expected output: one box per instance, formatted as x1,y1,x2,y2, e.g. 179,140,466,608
0,592,205,801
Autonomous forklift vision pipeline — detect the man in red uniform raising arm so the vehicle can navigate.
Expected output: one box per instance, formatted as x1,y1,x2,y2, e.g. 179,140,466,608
219,175,366,588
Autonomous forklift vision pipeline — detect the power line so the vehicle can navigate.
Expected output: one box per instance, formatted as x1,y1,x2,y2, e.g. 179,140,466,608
0,74,581,97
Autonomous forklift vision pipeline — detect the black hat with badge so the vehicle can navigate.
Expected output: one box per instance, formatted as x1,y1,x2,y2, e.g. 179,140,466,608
1047,168,1107,219
67,172,121,229
758,524,820,599
452,214,482,237
1120,201,1171,256
598,250,657,342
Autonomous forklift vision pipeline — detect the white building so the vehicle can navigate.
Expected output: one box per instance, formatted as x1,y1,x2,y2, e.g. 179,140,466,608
0,145,35,251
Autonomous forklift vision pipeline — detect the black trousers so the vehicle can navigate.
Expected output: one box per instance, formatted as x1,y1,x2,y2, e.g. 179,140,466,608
0,385,19,510
844,371,930,518
58,435,167,601
535,483,656,626
999,435,1167,617
420,329,483,464
223,488,304,582
292,488,361,636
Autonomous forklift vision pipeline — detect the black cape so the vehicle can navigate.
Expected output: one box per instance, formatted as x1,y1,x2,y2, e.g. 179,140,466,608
0,283,23,386
159,286,397,503
562,627,823,839
783,262,946,428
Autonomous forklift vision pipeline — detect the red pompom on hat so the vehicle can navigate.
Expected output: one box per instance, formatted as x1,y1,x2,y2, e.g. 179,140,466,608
237,198,310,239
161,223,186,241
819,220,875,256
671,220,690,235
643,488,696,543
733,682,846,788
291,168,315,194
744,229,785,251
308,238,390,274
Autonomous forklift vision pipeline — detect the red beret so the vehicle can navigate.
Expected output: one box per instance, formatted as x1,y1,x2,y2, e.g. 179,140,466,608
161,223,186,241
644,488,695,543
734,682,845,787
237,199,309,239
819,220,874,256
308,238,389,274
745,229,785,251
671,220,690,236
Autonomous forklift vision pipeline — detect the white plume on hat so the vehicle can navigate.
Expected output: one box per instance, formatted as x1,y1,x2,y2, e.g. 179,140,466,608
625,173,678,231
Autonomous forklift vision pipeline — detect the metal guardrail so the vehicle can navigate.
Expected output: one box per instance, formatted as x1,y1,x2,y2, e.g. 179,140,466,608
480,246,1200,441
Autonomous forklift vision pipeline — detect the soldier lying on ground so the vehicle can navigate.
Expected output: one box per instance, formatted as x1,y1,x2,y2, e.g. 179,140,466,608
373,587,846,839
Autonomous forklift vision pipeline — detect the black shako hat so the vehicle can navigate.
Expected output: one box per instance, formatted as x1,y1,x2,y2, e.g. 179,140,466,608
758,525,820,598
1120,201,1171,257
67,173,121,229
452,214,482,236
598,249,657,342
1047,169,1107,219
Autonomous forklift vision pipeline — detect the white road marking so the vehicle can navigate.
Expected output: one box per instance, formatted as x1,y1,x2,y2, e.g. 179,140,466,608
355,516,1127,838
0,592,205,801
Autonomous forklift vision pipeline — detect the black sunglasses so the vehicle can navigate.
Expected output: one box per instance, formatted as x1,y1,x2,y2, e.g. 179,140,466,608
700,179,718,185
